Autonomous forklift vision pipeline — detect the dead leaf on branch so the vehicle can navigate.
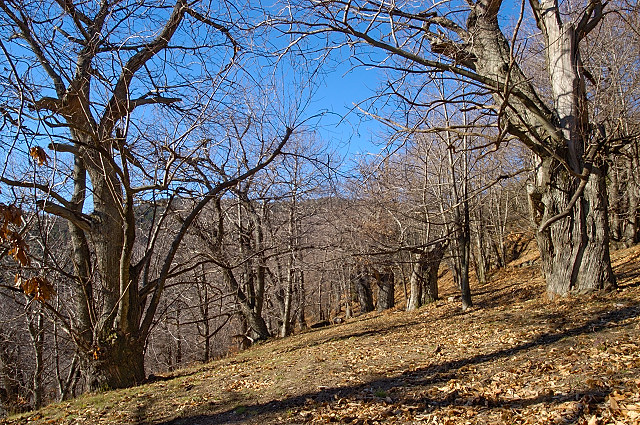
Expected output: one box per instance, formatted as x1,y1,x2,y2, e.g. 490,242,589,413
5,229,30,266
17,275,55,301
29,146,50,166
1,203,22,230
1,204,30,266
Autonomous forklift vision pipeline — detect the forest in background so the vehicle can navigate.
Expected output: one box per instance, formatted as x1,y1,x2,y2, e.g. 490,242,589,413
0,0,639,415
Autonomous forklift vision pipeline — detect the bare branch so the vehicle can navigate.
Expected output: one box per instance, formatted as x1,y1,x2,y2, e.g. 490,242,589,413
35,200,92,232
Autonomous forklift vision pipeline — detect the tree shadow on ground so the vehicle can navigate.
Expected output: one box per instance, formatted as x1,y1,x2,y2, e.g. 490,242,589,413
616,270,640,288
158,304,640,425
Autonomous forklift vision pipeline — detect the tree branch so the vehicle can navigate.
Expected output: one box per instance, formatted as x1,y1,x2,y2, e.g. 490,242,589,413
35,200,92,232
98,0,187,139
576,0,607,42
139,126,293,338
0,0,66,96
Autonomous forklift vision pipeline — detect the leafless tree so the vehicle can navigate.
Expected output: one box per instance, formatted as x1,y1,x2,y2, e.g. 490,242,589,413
280,0,630,297
0,0,296,390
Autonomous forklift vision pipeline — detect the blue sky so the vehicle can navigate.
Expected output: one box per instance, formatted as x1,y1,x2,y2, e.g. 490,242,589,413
303,1,533,163
314,62,382,155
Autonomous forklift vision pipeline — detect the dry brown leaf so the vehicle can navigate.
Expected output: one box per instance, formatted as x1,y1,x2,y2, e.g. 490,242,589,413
18,275,55,301
29,146,50,166
7,231,30,266
0,203,22,229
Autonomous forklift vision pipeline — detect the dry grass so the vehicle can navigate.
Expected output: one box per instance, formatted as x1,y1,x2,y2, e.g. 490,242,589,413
4,245,640,425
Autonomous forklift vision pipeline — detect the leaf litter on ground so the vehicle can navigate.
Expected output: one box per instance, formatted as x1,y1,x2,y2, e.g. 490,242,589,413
4,244,640,425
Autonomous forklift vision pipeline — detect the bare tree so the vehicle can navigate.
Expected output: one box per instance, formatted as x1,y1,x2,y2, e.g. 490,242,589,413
0,0,294,390
282,0,627,297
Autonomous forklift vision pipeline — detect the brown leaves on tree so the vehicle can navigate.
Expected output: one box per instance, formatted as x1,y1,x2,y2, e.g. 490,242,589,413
29,146,50,166
2,203,54,302
7,231,30,266
1,203,22,228
1,203,30,266
16,275,55,302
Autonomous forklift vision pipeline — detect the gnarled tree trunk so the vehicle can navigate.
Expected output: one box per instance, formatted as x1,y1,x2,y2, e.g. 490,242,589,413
407,242,445,310
355,271,375,313
375,268,395,311
466,0,616,296
82,333,145,391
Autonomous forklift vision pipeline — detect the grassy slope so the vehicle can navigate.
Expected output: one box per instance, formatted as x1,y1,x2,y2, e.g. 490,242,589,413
4,246,640,425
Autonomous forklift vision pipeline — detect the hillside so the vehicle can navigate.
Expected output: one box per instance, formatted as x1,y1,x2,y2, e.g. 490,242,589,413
4,246,640,425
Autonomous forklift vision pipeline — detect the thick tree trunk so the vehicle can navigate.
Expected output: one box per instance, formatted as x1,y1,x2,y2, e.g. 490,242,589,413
84,148,125,326
376,269,394,311
466,1,616,297
66,140,147,391
530,159,615,296
406,261,422,311
424,243,444,304
407,242,444,310
82,333,145,391
355,272,375,313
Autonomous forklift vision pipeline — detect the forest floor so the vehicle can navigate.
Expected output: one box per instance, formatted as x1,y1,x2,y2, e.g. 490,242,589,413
4,245,640,425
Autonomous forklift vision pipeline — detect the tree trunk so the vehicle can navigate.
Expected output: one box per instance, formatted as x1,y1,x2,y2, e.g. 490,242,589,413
376,268,394,311
223,268,270,341
81,333,145,391
530,159,615,296
473,215,489,285
296,270,307,330
407,242,445,310
355,272,374,313
608,158,622,244
466,1,616,297
623,154,640,247
425,243,444,304
27,310,44,409
175,311,182,367
280,268,294,338
406,259,423,311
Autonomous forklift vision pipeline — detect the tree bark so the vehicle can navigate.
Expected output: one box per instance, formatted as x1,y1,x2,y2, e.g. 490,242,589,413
473,214,489,285
223,268,270,341
296,270,307,330
355,271,375,313
82,333,145,391
376,268,394,311
623,153,640,247
530,159,615,296
27,309,44,409
407,242,445,310
467,1,616,296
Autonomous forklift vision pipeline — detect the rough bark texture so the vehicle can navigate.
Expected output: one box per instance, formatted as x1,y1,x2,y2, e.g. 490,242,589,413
407,243,445,311
356,273,375,313
465,1,616,297
529,159,615,296
376,269,395,311
82,333,145,391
